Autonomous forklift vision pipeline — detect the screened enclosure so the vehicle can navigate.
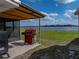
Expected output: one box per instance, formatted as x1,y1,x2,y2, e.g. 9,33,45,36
0,18,20,42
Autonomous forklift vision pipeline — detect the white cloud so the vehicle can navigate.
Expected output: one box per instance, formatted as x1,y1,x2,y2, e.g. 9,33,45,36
25,12,59,26
39,12,74,25
29,0,41,2
55,4,59,7
63,9,78,25
64,12,72,19
20,11,58,26
41,12,58,21
20,10,78,26
41,12,58,17
41,12,48,16
64,9,76,19
29,0,34,2
49,13,58,17
55,0,76,4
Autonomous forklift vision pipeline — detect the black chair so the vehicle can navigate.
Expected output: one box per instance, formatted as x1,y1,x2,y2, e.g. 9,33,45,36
0,31,10,58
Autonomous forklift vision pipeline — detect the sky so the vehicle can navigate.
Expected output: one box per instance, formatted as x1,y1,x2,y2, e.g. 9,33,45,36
20,0,79,26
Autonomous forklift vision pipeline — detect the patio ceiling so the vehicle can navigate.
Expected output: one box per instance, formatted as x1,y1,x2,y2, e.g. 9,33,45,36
0,2,45,20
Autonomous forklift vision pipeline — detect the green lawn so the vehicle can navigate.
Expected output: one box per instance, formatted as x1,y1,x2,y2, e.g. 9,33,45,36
20,28,78,48
40,30,78,41
39,30,78,47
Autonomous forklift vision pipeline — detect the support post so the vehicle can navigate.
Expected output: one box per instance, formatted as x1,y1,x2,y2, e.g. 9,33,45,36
38,18,41,43
78,15,79,37
19,20,20,40
3,20,6,31
12,21,14,31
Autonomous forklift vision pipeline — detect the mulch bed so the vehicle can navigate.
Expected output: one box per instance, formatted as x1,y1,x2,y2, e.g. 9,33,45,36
28,45,61,59
28,38,79,59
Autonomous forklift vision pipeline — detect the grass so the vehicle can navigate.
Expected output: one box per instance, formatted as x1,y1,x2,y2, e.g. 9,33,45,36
40,30,78,48
40,30,78,41
20,28,78,48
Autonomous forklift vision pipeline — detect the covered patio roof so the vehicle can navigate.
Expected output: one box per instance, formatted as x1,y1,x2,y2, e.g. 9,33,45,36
0,1,45,20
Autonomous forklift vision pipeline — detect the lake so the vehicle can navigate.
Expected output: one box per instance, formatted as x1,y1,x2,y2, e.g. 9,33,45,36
22,26,78,31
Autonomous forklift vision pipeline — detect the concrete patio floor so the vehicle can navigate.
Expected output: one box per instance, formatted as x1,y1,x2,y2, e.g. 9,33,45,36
1,40,40,59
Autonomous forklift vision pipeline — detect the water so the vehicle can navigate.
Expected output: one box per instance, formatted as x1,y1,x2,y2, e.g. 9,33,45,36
22,26,78,31
40,26,78,31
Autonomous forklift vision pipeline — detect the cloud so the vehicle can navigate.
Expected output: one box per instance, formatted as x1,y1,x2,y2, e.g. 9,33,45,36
41,12,48,16
37,12,57,25
64,9,76,19
20,10,78,26
41,12,58,17
49,13,58,17
41,12,58,21
29,0,41,2
63,9,78,25
35,11,76,25
64,12,72,19
20,12,59,26
55,4,59,7
55,0,76,4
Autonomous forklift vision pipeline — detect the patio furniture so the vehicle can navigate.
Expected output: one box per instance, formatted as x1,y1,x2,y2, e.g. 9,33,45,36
0,31,10,58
